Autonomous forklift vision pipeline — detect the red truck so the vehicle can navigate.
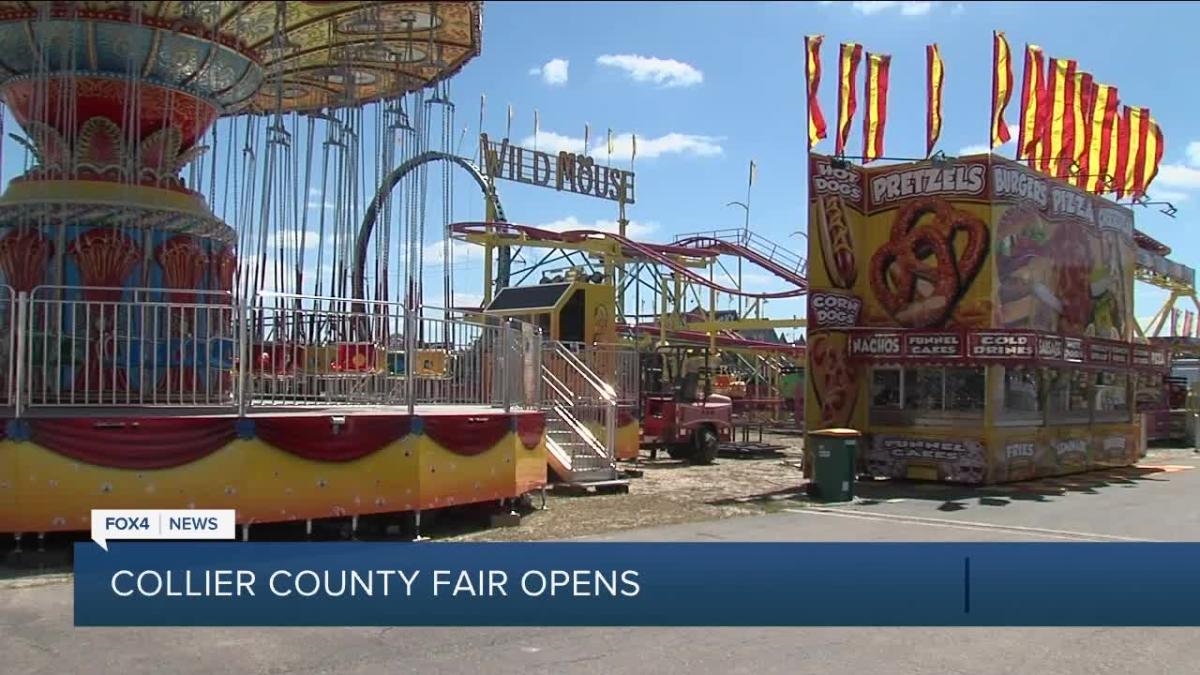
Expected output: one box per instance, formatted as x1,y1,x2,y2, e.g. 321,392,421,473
640,371,733,464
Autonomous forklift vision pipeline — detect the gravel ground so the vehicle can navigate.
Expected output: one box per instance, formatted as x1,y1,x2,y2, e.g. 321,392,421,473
445,431,808,542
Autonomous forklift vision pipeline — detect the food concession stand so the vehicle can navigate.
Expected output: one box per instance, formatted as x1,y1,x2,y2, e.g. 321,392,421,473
805,152,1172,484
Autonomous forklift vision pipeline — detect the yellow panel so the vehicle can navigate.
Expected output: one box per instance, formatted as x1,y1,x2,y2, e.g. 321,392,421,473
1,417,548,533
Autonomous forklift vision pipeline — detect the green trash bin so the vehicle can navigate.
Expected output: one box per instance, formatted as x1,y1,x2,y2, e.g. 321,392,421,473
807,428,860,502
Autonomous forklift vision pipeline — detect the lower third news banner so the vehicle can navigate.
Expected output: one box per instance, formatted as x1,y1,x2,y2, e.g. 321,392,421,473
74,542,1200,626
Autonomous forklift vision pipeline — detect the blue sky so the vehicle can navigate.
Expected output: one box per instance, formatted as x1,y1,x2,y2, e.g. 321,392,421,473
3,1,1197,335
442,0,1200,328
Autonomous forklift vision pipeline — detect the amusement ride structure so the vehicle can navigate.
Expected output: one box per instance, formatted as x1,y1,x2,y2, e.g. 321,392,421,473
5,2,1200,544
0,0,560,543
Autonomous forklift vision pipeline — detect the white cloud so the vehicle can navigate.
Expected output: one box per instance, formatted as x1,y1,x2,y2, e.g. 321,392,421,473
538,216,658,240
957,125,1019,156
1154,163,1200,190
1151,190,1189,203
850,1,936,16
529,58,569,86
951,2,965,14
451,292,485,309
521,130,723,161
595,54,703,88
267,229,318,251
1185,140,1200,167
421,238,477,265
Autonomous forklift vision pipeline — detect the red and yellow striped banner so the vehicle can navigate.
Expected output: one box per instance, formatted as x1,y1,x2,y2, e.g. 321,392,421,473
991,31,1013,148
835,42,863,156
806,35,828,150
1116,106,1149,198
1016,44,1045,164
1120,108,1165,198
1084,83,1119,193
862,52,891,164
1143,116,1165,196
1068,71,1093,186
1041,57,1078,177
926,43,944,157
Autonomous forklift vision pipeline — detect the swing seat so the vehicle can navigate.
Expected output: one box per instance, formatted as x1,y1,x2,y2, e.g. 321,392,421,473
251,343,305,376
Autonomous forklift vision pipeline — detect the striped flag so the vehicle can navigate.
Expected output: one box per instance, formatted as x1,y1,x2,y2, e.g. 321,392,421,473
1185,311,1195,339
1142,115,1165,198
1085,83,1120,193
1117,106,1150,198
926,44,944,157
991,31,1013,148
835,42,863,156
506,103,513,139
1068,71,1094,185
749,160,758,186
1172,308,1180,336
1017,44,1046,163
862,52,890,164
607,128,614,154
1041,58,1078,177
805,35,828,149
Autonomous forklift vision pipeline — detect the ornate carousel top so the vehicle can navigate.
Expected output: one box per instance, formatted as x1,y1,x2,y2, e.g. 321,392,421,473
0,1,482,114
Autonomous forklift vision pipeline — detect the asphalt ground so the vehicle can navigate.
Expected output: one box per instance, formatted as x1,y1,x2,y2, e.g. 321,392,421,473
4,448,1200,674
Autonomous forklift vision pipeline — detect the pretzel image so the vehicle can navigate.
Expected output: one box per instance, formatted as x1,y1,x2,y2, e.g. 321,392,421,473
816,193,857,289
869,197,989,328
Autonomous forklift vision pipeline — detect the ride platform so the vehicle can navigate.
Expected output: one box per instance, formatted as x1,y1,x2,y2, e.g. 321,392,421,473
0,405,546,534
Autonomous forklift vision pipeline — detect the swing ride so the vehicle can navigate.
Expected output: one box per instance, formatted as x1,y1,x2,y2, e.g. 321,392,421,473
0,1,555,540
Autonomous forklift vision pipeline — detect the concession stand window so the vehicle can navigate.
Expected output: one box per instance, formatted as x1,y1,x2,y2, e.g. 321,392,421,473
1092,371,1131,423
1135,371,1165,411
1047,368,1092,424
999,366,1043,425
869,366,985,426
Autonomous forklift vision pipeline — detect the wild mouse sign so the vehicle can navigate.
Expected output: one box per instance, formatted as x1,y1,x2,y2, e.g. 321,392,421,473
480,133,635,204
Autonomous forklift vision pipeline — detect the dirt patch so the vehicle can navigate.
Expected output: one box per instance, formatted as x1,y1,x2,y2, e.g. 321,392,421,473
444,432,808,542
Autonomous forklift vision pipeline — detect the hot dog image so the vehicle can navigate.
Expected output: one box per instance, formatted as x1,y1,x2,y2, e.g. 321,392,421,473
816,193,857,290
808,332,857,428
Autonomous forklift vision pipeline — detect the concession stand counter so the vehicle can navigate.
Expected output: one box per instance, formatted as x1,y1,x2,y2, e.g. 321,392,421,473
804,152,1172,484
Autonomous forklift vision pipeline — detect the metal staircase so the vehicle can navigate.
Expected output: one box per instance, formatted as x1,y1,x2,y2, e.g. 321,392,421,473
540,342,624,485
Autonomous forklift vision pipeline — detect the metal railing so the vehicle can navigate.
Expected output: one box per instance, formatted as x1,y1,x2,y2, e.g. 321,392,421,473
23,288,237,409
556,341,640,408
1,284,14,409
541,341,622,478
673,227,808,279
7,287,542,416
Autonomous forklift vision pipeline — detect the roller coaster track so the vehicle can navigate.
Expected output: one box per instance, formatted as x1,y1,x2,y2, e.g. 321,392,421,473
673,235,808,295
353,152,506,303
450,222,808,299
620,323,805,355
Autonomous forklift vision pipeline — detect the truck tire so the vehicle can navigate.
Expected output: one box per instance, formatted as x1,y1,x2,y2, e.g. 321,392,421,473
690,426,719,465
666,445,694,461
